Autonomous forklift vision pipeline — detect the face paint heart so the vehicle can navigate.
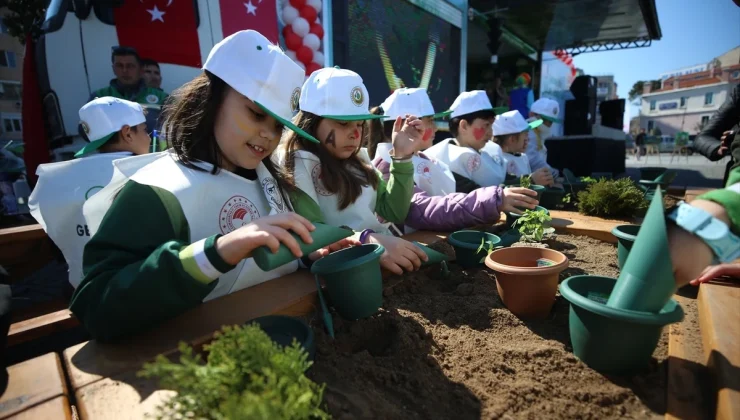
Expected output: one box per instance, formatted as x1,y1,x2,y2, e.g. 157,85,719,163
473,127,487,141
422,128,433,141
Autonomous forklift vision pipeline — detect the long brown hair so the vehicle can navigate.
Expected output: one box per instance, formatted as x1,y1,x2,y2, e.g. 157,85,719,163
279,111,379,210
161,70,280,179
366,106,395,158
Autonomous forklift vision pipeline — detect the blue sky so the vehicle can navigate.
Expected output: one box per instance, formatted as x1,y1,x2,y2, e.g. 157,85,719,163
572,0,740,127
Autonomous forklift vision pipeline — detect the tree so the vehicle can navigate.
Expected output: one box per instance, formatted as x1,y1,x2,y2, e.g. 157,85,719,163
0,0,47,44
628,80,662,102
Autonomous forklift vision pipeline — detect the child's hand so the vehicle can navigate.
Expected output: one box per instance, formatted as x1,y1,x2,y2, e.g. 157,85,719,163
690,263,740,286
391,115,424,158
308,237,362,261
367,233,428,275
531,167,554,186
501,187,539,214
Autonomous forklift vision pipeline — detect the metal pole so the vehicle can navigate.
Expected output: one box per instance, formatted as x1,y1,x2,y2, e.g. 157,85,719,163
323,0,334,67
460,0,468,93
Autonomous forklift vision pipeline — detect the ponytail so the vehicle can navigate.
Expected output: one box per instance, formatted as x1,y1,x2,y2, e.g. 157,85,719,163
366,106,394,158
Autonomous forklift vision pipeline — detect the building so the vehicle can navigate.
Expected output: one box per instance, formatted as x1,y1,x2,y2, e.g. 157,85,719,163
640,47,740,136
0,11,23,143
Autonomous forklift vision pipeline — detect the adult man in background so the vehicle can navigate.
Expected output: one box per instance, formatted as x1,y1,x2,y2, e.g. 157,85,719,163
694,84,739,185
141,58,164,91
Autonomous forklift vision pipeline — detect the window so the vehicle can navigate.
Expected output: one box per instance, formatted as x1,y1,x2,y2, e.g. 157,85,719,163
647,121,654,131
704,92,713,105
0,82,22,101
650,100,656,111
701,116,709,126
680,97,687,108
0,51,16,68
2,117,21,133
0,19,7,34
732,70,740,79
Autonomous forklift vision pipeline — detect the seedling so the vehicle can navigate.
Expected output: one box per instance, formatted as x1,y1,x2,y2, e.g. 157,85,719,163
477,238,500,263
520,174,533,189
512,209,554,242
562,193,572,204
580,176,597,184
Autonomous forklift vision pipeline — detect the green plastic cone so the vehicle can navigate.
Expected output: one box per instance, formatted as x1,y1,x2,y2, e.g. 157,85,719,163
607,188,676,312
412,242,450,266
252,223,353,271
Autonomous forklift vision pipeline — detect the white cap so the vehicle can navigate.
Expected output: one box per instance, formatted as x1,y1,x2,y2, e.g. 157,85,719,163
493,110,543,136
448,90,508,119
75,96,146,158
530,98,562,123
380,88,450,120
204,29,318,143
299,67,385,120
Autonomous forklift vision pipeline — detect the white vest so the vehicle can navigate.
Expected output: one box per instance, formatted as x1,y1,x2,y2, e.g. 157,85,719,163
284,149,392,234
425,139,506,187
502,152,532,176
373,143,456,197
28,152,133,288
83,152,296,301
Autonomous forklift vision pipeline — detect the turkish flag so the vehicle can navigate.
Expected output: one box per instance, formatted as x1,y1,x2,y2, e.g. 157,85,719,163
114,0,201,68
22,35,49,187
220,0,279,44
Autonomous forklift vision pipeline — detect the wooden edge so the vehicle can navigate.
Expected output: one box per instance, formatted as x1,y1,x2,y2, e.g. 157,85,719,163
8,310,79,347
2,396,72,420
0,224,46,245
698,282,740,420
0,353,68,419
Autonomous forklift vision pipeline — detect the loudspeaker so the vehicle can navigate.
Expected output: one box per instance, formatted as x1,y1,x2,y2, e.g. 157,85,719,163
599,99,625,130
570,75,597,99
564,98,596,135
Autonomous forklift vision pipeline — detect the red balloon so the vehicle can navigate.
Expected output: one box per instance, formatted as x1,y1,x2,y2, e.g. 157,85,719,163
309,23,324,39
296,46,314,65
300,5,318,23
305,62,321,76
289,0,306,9
282,25,293,39
284,31,302,51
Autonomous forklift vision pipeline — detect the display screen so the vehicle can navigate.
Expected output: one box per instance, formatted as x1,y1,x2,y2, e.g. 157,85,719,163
338,0,461,113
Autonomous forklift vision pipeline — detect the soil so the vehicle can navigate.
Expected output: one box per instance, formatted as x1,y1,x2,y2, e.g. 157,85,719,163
308,233,698,419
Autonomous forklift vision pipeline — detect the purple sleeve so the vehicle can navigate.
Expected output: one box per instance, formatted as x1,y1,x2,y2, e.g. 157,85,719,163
373,157,504,230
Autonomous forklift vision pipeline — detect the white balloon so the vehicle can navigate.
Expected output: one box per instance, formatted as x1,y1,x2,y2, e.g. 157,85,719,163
282,5,299,25
312,51,324,65
286,50,298,62
307,0,322,14
302,33,321,51
292,17,310,37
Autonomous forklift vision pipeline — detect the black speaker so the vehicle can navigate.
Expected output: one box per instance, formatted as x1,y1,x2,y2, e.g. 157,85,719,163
570,75,597,99
564,98,596,135
599,99,626,130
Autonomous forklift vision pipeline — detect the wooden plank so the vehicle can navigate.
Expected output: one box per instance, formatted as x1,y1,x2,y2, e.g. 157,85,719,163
4,397,72,420
0,224,46,246
0,224,55,283
685,188,713,203
666,291,710,420
698,282,740,420
0,353,68,419
75,369,173,420
8,309,80,347
547,210,636,244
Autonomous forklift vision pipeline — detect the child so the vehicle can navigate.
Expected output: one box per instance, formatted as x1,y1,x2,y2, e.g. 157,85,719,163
276,67,428,275
493,110,550,184
527,97,562,180
71,30,355,342
369,88,538,232
28,97,151,288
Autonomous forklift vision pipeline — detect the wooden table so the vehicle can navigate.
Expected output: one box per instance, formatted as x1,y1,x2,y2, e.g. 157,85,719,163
0,224,55,283
0,353,72,419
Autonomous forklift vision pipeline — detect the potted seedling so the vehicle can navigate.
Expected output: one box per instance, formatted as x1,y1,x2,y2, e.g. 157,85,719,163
512,209,554,242
577,178,648,218
138,323,330,419
504,205,549,231
448,230,501,269
519,174,546,200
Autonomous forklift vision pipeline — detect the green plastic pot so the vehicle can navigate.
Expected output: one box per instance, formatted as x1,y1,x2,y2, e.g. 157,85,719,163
505,205,549,230
412,241,450,266
560,275,684,373
611,224,640,269
447,231,501,268
311,244,385,320
538,187,566,209
249,315,315,360
639,167,666,181
252,223,352,271
507,184,545,201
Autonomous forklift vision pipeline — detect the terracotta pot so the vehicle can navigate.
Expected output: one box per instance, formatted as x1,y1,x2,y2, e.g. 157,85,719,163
485,247,569,319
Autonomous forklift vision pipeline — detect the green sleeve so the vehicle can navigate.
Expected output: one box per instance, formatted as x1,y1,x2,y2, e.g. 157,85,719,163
288,188,326,224
69,181,234,342
374,161,414,223
696,166,740,234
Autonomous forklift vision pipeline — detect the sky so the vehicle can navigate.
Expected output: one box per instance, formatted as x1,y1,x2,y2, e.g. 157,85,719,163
571,0,740,129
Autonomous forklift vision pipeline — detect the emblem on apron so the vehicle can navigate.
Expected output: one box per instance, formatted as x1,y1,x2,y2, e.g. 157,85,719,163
466,154,481,173
311,164,332,196
219,195,260,234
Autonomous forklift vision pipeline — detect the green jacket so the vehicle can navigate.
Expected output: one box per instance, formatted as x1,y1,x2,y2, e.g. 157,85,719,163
697,165,740,234
90,79,168,106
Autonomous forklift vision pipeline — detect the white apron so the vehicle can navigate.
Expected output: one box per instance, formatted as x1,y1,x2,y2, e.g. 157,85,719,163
286,149,392,234
373,143,455,197
502,152,532,176
28,152,133,288
425,139,506,188
83,152,296,301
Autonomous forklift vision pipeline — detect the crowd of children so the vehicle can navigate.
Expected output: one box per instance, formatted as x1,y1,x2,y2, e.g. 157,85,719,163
25,30,739,341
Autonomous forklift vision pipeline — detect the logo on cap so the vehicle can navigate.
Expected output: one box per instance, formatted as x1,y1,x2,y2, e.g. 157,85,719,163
350,87,364,107
552,106,558,115
80,121,90,135
146,94,159,104
290,88,300,114
219,195,260,234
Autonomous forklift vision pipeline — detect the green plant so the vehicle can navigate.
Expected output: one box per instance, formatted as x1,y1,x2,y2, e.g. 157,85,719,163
138,324,329,420
0,0,47,44
512,209,554,242
519,175,532,189
562,193,572,204
580,176,598,184
477,238,499,263
577,178,648,218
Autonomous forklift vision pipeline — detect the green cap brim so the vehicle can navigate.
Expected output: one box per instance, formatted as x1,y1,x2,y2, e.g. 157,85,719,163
428,110,453,119
540,115,562,123
255,101,321,144
323,114,388,121
528,119,544,130
74,132,116,158
493,106,509,115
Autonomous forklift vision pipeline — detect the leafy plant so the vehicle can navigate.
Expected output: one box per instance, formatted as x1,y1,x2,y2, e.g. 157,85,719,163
477,238,499,263
0,0,47,44
562,193,572,204
580,176,597,184
138,324,329,420
519,175,532,189
512,209,554,242
577,178,648,218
